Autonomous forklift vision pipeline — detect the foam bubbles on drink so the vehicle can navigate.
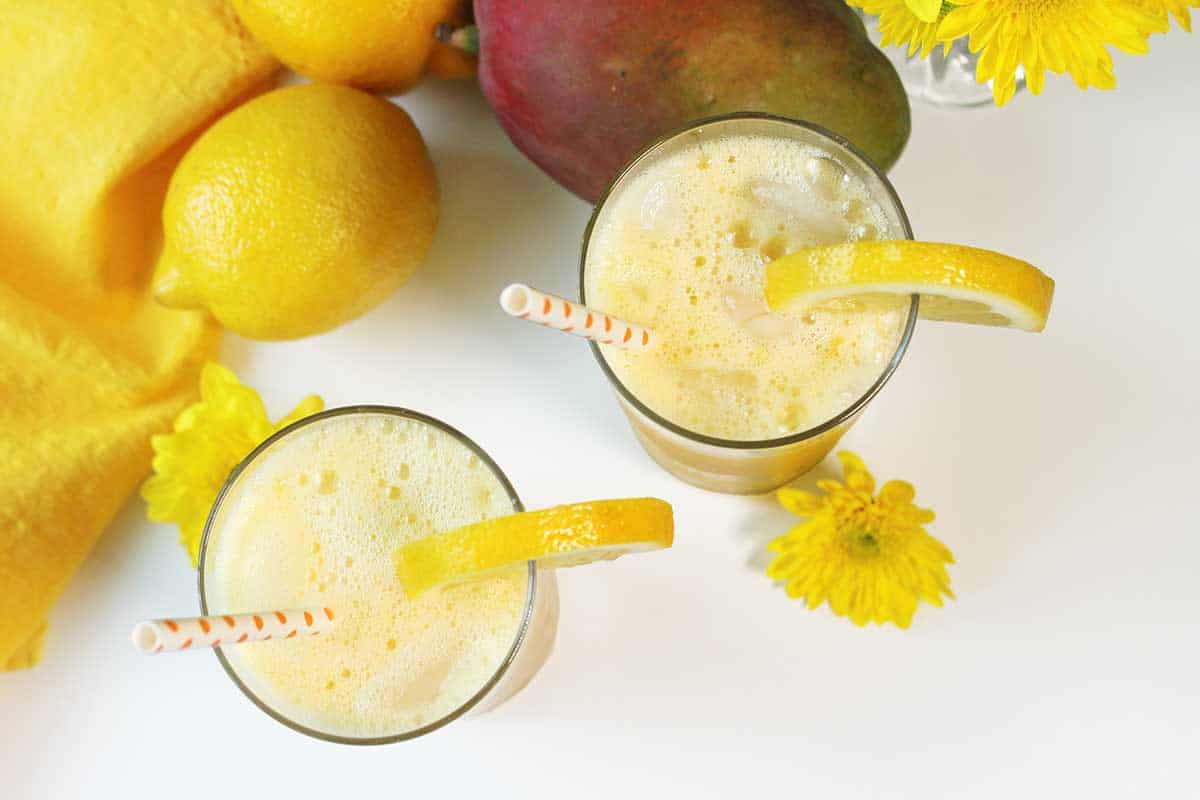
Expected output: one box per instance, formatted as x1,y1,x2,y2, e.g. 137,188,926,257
585,133,908,439
205,413,527,739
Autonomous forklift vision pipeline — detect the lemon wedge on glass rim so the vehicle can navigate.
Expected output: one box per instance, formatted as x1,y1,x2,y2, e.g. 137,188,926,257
764,241,1055,332
396,499,674,598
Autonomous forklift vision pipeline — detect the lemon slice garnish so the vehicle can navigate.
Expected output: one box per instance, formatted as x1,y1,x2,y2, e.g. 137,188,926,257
765,241,1055,332
395,499,674,598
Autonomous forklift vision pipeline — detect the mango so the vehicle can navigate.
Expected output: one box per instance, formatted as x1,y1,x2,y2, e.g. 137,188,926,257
474,0,911,202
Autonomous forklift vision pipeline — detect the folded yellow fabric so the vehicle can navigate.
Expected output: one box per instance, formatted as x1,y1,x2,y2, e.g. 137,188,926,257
0,0,277,670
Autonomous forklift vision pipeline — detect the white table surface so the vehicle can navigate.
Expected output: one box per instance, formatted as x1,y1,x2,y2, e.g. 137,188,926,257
4,35,1198,800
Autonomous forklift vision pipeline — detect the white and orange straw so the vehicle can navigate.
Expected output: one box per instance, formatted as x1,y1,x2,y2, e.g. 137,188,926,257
500,283,654,350
132,607,335,655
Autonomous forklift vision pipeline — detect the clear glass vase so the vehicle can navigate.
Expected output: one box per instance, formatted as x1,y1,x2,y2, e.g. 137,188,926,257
855,10,1024,107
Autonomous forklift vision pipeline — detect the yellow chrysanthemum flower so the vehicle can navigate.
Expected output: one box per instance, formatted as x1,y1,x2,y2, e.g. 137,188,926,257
141,363,323,565
767,451,953,628
850,0,952,58
938,0,1158,105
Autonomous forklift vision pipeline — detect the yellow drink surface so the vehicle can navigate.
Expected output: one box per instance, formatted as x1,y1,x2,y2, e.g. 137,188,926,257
585,134,909,440
204,412,527,739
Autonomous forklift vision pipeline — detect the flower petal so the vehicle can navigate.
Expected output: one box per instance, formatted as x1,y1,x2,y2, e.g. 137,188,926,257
837,451,876,495
816,478,846,495
777,487,825,517
877,479,916,507
275,395,325,431
937,8,976,42
905,0,943,24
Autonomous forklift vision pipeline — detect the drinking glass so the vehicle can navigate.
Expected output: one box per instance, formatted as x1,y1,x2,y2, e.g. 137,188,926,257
198,406,559,744
580,114,918,494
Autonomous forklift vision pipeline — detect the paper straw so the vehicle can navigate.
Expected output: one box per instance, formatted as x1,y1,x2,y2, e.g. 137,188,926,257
132,607,335,655
500,283,654,350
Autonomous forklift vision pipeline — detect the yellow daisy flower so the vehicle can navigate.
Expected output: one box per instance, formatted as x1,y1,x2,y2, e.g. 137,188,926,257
937,0,1156,105
850,0,952,58
141,362,323,565
767,451,953,628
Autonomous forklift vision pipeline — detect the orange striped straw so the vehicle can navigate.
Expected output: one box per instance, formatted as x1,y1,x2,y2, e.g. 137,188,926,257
131,607,335,655
500,283,654,351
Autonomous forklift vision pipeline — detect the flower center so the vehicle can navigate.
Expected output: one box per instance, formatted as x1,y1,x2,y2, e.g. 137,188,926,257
852,530,881,555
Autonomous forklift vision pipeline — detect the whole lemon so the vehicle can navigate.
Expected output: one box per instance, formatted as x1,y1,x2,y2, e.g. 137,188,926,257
153,83,438,340
231,0,467,92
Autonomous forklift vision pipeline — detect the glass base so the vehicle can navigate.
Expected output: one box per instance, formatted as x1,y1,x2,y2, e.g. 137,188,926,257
618,394,857,495
856,11,1024,108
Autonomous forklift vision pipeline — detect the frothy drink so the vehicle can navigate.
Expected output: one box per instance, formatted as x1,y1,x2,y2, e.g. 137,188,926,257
582,117,913,492
202,410,557,741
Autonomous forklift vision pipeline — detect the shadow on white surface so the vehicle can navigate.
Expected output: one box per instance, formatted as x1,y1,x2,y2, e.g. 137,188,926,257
733,460,841,573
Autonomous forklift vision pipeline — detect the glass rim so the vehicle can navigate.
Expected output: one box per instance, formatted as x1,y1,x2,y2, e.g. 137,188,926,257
579,112,919,451
197,404,538,745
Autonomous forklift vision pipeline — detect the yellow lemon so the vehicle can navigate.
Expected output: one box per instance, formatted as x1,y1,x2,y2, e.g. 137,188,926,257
396,499,675,598
232,0,468,92
153,83,438,340
765,242,1055,332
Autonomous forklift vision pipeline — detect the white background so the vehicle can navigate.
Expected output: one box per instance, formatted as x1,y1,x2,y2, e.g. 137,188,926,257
4,33,1198,800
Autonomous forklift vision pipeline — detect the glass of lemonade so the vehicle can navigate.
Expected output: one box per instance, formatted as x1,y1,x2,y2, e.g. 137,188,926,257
198,406,559,744
581,113,918,495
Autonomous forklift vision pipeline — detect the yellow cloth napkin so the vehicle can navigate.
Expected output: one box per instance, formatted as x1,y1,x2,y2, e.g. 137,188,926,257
0,0,277,670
